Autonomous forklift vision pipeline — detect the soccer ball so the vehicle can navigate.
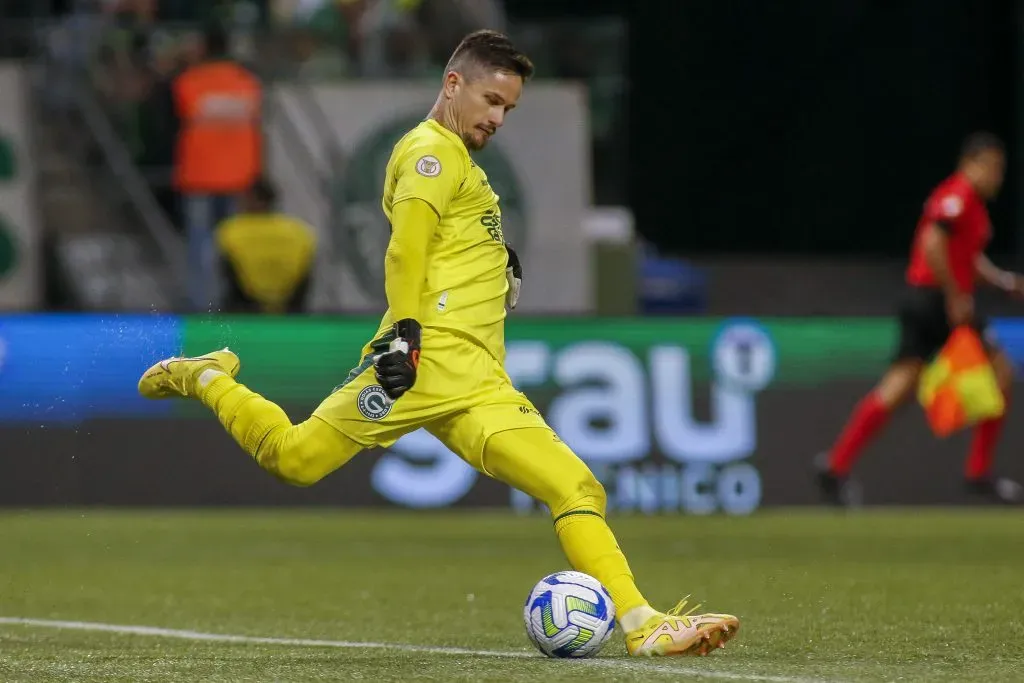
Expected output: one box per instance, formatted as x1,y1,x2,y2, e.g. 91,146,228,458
523,570,616,658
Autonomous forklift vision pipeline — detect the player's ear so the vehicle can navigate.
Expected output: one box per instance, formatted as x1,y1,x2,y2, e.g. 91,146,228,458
443,71,460,99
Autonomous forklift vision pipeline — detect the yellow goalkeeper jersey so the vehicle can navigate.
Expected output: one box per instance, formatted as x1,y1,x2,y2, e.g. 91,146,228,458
377,118,510,362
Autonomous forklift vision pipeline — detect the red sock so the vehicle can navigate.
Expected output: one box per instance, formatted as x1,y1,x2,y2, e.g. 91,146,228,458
828,393,890,476
965,395,1009,481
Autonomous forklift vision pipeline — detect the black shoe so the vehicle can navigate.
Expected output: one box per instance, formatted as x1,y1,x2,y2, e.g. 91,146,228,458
813,452,863,507
965,477,1024,504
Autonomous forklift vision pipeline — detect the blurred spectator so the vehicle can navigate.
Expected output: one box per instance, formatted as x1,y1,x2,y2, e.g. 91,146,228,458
44,0,117,111
215,177,317,314
357,0,434,79
135,32,183,229
415,0,506,65
279,0,498,79
289,27,351,80
177,29,207,67
285,0,366,69
171,23,263,311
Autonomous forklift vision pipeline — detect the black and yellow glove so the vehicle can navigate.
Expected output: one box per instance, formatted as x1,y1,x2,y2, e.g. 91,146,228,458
505,244,522,310
373,318,422,401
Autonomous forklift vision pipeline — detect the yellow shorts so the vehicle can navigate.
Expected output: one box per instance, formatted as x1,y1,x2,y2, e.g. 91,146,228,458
312,327,551,467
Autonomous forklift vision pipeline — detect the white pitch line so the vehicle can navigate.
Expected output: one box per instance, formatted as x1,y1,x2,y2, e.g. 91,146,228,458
0,617,830,683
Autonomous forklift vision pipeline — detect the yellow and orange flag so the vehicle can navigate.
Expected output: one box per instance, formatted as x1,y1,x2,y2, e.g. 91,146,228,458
918,326,1005,438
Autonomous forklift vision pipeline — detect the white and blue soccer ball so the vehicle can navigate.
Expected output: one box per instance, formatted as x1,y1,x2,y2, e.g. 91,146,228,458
523,570,616,658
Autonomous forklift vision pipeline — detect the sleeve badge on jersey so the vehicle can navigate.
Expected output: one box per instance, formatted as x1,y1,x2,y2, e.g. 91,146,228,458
941,195,964,218
415,155,442,177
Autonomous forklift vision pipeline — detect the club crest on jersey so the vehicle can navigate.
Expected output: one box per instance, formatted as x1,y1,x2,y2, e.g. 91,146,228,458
357,385,392,420
941,195,963,218
416,155,442,177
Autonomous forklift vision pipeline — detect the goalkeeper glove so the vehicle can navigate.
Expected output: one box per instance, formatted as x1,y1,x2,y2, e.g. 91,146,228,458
373,318,421,400
505,244,522,310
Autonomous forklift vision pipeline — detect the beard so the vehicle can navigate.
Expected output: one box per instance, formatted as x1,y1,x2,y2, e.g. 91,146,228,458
463,132,488,151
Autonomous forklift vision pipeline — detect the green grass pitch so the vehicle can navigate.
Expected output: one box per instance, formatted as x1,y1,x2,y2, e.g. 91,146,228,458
0,509,1022,682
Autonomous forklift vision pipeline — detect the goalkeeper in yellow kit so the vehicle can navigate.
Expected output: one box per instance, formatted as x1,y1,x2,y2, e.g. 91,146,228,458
138,30,738,657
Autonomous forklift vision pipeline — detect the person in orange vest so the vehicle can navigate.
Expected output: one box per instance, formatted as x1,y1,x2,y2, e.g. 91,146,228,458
172,24,262,311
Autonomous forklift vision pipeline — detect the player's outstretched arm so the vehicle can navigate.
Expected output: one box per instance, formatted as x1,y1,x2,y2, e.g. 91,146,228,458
385,198,438,319
975,253,1024,297
375,198,439,400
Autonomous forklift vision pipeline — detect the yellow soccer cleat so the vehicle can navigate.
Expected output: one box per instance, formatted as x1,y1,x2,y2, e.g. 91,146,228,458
625,597,739,657
138,348,240,400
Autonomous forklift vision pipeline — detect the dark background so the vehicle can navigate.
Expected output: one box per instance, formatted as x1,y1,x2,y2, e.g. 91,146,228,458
518,0,1021,260
632,0,1019,258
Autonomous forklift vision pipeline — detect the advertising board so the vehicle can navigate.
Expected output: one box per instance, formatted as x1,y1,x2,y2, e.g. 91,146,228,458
1,315,1021,509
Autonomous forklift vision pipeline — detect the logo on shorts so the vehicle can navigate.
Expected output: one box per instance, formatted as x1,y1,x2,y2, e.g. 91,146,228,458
357,385,392,420
416,155,442,177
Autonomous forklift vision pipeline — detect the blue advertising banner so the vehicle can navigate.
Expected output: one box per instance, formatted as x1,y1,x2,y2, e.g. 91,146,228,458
0,315,179,422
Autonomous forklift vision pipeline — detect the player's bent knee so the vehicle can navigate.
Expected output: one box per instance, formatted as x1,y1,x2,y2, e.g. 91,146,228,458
256,427,317,487
260,421,362,487
272,442,323,487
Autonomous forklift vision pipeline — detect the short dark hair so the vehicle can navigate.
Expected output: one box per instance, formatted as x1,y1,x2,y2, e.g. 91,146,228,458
248,177,277,206
961,131,1005,160
204,24,230,58
446,30,534,82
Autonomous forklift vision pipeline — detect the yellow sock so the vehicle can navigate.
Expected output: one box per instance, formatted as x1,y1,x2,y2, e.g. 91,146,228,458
554,512,649,618
196,374,292,469
479,428,653,625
